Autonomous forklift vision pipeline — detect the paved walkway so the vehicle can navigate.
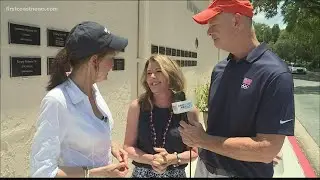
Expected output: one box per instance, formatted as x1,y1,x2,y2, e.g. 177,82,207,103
293,78,320,146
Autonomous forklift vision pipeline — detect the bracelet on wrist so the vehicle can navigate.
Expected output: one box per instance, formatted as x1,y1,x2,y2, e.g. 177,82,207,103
173,152,181,167
82,166,89,178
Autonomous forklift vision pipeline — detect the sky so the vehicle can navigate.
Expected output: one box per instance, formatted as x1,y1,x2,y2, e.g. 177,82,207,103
252,1,287,29
253,11,287,29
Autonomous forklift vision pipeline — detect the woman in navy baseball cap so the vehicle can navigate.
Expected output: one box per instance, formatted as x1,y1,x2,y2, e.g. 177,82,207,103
30,21,129,178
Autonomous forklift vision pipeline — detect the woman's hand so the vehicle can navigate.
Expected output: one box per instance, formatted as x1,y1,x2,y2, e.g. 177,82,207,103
90,162,128,177
151,147,175,174
111,142,128,166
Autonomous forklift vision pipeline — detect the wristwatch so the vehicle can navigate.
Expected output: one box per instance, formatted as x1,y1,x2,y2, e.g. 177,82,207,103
82,166,89,178
173,152,181,167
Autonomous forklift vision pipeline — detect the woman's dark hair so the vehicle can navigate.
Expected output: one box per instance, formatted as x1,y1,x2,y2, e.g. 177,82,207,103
46,48,116,91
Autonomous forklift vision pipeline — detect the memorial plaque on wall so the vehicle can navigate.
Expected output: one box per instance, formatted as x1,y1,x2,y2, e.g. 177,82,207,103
188,60,192,66
192,52,197,58
172,49,176,56
47,57,54,75
181,60,185,67
184,51,188,57
47,57,71,75
9,22,40,45
185,51,190,57
113,58,125,71
10,57,41,77
176,60,181,66
181,50,185,57
151,45,158,54
159,46,165,55
47,29,69,47
165,47,172,56
177,50,181,57
185,60,189,67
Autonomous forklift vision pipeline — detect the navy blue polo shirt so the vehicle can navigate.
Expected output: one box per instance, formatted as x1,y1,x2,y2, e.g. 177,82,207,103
199,43,295,178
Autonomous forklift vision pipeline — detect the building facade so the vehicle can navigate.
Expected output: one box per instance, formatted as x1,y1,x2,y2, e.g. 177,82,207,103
0,0,228,177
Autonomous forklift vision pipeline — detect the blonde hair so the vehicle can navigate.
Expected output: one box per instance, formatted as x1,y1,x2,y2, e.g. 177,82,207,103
138,54,185,111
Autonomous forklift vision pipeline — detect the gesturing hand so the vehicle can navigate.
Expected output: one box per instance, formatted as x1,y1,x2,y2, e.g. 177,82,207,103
92,162,129,177
111,143,129,169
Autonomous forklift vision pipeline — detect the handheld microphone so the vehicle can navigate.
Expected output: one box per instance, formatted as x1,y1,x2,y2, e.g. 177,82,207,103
171,91,193,178
171,91,193,123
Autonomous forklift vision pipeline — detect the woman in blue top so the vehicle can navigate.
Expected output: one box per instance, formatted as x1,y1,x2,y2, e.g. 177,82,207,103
30,21,129,178
124,54,199,178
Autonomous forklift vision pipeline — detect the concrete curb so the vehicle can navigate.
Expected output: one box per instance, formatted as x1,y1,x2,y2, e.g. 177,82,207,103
294,118,320,176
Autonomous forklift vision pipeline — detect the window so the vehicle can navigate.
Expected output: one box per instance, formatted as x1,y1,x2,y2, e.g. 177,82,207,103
113,58,125,71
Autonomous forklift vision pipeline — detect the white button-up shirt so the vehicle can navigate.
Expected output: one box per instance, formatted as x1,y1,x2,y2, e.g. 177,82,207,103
30,79,114,177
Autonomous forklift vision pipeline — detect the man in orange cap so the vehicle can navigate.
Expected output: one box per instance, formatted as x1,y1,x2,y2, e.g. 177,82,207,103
179,0,294,178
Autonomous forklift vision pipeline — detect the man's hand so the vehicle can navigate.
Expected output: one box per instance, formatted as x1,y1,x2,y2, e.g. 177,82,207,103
151,148,170,174
178,117,206,148
111,142,128,169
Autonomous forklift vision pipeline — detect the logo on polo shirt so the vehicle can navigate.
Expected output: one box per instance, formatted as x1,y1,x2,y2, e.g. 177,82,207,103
241,77,252,89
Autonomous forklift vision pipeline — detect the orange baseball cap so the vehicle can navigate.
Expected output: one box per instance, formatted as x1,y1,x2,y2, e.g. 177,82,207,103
193,0,254,25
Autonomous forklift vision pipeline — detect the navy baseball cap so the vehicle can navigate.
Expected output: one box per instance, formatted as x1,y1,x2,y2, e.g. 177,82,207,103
65,21,128,60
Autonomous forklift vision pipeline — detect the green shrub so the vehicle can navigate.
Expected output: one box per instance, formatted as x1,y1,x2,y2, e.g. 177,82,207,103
195,82,210,112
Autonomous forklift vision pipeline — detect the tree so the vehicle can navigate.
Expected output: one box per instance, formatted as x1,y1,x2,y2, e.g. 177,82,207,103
252,0,320,32
271,24,280,43
253,22,272,43
272,21,320,69
252,0,320,23
252,0,320,70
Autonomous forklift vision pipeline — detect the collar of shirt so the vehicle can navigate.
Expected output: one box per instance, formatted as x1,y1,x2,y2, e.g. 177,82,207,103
66,78,100,105
227,42,269,63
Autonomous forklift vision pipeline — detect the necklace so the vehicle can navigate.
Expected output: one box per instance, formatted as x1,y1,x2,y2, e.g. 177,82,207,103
149,109,173,148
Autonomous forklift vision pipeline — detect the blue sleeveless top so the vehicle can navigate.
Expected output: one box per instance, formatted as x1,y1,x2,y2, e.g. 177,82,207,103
132,105,188,169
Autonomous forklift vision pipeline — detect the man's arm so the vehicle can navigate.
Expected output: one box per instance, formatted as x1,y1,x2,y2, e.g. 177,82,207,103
199,133,285,163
